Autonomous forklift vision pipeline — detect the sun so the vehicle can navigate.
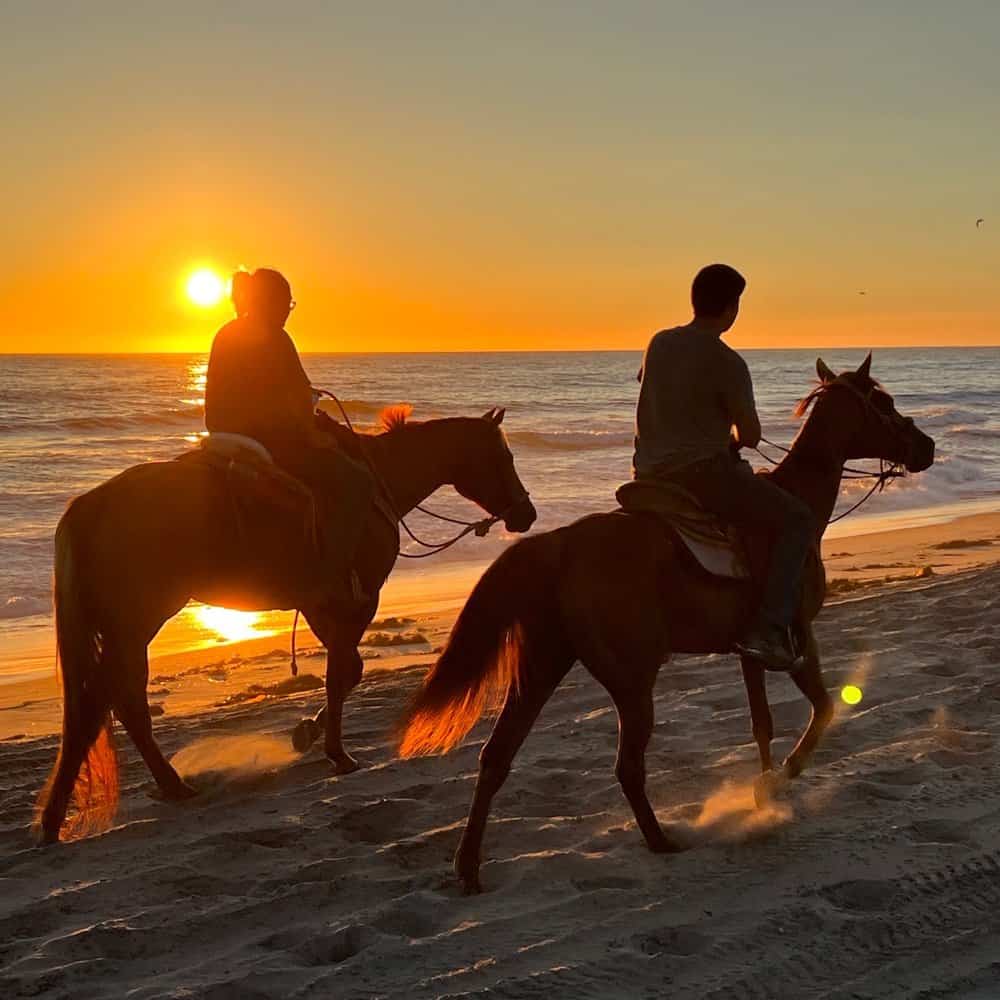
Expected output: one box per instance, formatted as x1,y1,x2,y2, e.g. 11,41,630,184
186,267,226,307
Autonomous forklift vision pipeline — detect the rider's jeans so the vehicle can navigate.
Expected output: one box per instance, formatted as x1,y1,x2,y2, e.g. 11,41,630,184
662,451,815,628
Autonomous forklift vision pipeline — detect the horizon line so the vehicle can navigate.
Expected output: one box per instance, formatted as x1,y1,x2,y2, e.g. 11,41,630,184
3,343,999,358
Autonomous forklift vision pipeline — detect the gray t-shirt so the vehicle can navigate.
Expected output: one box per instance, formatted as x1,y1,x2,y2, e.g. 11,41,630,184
632,324,760,478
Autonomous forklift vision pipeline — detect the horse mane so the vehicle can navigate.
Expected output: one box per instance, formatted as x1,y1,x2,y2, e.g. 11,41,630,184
379,404,414,432
794,383,827,418
794,375,883,419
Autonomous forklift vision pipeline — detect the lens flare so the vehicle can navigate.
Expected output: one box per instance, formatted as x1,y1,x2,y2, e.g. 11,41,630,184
841,684,863,706
186,268,225,307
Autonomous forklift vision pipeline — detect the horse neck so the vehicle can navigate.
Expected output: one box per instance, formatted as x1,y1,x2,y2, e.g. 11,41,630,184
365,420,461,518
770,408,848,541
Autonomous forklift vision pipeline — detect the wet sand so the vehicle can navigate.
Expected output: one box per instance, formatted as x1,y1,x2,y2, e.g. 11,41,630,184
1,509,999,998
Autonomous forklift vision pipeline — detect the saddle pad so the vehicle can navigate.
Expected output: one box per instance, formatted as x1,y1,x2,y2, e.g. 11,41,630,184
202,432,274,464
616,480,750,580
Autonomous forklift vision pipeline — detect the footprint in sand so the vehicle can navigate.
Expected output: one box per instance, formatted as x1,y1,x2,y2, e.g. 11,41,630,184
907,818,977,846
265,923,376,965
817,877,897,913
631,925,714,957
339,798,419,843
571,874,639,893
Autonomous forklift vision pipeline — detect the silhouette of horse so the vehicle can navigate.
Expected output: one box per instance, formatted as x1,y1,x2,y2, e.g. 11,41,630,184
398,356,935,893
35,407,535,843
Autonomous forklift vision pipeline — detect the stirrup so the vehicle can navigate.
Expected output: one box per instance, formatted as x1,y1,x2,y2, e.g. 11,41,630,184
733,626,805,673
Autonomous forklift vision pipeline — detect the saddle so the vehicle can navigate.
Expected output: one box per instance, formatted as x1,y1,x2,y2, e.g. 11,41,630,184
183,432,321,553
616,479,751,580
179,433,397,600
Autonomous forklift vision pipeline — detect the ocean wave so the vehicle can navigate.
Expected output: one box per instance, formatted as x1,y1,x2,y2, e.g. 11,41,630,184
836,454,992,515
0,404,204,435
506,430,633,452
0,595,50,620
316,398,386,420
906,405,994,430
944,424,1000,440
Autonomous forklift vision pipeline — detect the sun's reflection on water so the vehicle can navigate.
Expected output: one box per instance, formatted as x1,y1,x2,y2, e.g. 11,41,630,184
192,605,276,644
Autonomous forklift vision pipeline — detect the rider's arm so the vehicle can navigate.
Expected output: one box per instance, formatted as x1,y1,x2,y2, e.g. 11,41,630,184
725,356,761,449
276,330,318,431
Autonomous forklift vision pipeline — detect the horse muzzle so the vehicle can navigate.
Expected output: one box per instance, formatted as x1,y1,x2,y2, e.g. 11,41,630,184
504,497,537,533
905,431,935,473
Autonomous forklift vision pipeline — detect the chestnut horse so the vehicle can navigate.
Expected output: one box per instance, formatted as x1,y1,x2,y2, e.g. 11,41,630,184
398,356,935,892
35,407,536,843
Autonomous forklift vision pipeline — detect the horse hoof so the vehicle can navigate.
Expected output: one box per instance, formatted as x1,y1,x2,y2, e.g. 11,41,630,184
460,874,483,895
753,769,789,809
33,825,60,847
292,718,321,753
455,864,483,894
649,834,688,854
327,752,360,775
164,780,198,802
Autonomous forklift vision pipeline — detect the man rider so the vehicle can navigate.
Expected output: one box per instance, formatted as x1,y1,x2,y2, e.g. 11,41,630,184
205,267,373,613
633,263,814,670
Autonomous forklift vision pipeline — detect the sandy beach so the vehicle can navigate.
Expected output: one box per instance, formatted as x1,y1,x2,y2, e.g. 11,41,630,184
1,509,999,998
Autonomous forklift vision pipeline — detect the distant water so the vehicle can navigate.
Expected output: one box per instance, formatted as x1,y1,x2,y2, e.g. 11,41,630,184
1,349,998,677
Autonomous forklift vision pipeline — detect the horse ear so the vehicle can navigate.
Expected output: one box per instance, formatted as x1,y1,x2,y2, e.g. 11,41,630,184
480,408,497,422
816,358,836,383
856,352,872,379
492,407,505,426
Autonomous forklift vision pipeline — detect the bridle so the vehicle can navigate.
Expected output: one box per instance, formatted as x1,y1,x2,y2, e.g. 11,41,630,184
315,388,531,558
288,390,531,672
753,377,909,525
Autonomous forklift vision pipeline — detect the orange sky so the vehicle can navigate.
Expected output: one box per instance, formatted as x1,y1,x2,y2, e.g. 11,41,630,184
1,5,996,353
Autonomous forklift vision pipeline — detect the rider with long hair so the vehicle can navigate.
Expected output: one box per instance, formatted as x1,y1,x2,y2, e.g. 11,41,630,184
205,267,373,612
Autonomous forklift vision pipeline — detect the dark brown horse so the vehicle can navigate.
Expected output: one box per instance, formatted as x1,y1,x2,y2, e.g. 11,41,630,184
398,356,935,893
35,407,536,843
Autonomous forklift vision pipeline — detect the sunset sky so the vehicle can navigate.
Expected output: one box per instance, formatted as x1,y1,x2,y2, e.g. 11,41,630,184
2,2,997,353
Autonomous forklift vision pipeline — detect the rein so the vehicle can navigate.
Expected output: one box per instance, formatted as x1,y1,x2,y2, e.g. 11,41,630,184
751,375,907,525
313,389,524,558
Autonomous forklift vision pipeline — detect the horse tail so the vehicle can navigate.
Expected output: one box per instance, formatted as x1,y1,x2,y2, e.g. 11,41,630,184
397,534,557,758
33,500,119,841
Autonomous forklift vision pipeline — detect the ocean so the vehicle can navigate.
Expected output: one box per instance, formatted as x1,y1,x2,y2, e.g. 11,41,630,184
1,349,997,681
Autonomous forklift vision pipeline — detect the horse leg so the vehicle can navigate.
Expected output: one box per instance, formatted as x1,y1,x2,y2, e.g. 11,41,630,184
455,651,570,895
294,608,371,769
323,643,365,773
36,687,109,844
741,658,774,772
109,640,196,800
292,704,327,754
606,669,682,853
782,627,834,780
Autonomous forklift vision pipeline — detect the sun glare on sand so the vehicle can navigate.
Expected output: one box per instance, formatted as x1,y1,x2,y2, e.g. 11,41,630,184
186,268,226,307
193,605,273,644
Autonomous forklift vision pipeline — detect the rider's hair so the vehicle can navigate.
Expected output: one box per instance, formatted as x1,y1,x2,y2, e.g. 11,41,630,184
230,268,292,320
691,264,746,317
230,269,253,316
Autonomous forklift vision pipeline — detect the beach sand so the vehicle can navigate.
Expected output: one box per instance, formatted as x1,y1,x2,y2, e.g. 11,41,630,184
1,510,999,998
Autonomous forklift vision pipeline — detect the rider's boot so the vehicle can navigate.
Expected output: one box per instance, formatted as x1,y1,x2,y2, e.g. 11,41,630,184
733,619,803,672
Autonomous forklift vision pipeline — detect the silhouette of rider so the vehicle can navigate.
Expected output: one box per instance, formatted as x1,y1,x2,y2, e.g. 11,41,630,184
633,264,813,669
205,268,373,613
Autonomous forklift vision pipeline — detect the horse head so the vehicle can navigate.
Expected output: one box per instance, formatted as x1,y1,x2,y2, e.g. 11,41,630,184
808,353,935,473
451,408,537,533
